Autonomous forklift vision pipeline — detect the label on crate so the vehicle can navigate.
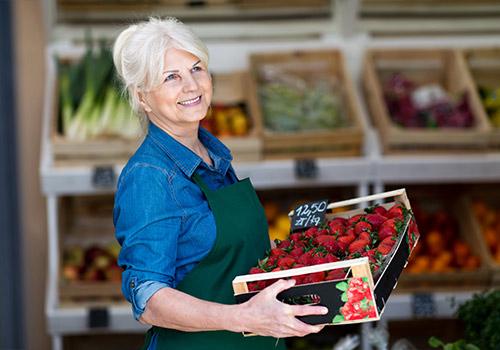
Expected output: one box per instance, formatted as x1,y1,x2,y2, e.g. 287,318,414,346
88,307,109,328
291,199,328,232
412,293,436,318
294,159,318,179
92,166,116,189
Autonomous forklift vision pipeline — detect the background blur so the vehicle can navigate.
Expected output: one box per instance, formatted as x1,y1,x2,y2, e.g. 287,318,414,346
2,1,500,350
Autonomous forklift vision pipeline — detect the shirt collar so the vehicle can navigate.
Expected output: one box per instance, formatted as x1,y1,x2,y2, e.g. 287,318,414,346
147,121,233,178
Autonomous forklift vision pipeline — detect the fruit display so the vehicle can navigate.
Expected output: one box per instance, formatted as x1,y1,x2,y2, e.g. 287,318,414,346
383,73,475,128
258,75,347,132
62,241,121,283
478,86,500,127
405,203,481,274
57,40,141,142
200,104,251,137
471,199,500,265
246,202,419,292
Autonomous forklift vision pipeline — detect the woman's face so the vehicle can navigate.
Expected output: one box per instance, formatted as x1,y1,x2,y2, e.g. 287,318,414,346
143,48,212,130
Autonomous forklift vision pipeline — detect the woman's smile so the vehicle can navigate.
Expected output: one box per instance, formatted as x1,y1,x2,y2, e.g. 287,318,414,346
178,95,202,107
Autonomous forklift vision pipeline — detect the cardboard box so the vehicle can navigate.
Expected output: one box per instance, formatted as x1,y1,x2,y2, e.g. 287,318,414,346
232,189,418,327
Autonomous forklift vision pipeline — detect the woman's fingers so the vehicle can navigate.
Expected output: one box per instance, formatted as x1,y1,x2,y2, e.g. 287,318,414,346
289,304,329,317
263,278,296,297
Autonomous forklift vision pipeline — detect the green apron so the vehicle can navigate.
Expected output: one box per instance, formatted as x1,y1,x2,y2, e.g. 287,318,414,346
142,173,286,350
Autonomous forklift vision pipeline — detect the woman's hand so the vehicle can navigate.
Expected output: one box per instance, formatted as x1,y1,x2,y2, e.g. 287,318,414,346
237,279,328,338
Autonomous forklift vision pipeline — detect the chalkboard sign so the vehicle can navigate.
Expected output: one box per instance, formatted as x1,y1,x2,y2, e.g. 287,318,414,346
92,165,116,189
412,293,436,318
291,199,329,232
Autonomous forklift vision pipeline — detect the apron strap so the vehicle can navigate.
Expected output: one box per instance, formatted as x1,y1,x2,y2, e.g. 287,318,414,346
191,173,211,193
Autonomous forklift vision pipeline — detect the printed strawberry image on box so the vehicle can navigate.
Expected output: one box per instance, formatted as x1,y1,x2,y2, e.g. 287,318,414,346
232,189,419,329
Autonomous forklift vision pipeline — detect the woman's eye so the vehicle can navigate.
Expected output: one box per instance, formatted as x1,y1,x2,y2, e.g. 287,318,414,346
165,74,177,82
192,66,202,73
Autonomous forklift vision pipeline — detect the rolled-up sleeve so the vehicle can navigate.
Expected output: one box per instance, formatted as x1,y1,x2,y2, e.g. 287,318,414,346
113,164,183,319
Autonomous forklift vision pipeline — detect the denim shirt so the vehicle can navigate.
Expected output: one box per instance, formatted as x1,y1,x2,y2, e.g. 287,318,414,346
113,121,238,320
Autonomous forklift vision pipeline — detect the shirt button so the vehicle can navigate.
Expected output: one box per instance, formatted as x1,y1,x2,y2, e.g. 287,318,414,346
129,280,135,289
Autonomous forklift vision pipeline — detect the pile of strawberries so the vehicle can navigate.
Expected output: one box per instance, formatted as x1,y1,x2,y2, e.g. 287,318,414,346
247,203,419,292
338,278,377,321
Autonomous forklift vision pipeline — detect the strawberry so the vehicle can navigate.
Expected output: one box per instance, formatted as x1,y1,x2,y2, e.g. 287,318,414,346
365,213,387,230
358,231,372,244
387,204,404,220
377,243,393,255
297,250,314,265
348,214,364,226
289,232,303,243
304,227,319,239
378,218,403,240
326,254,340,263
373,205,388,217
277,256,296,269
354,221,372,235
344,227,355,237
303,271,325,284
325,269,345,281
328,222,346,236
270,248,286,257
315,234,336,246
337,235,356,251
312,254,329,265
329,217,348,227
348,239,370,254
277,240,291,250
289,246,304,258
249,267,265,274
248,280,267,292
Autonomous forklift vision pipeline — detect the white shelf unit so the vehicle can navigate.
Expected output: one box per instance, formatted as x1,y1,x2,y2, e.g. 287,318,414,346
40,1,500,349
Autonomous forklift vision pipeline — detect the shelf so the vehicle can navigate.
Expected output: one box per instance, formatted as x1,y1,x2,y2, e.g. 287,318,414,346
47,303,148,335
45,290,477,335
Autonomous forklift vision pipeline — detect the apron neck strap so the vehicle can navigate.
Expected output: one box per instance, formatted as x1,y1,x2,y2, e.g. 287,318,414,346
192,173,211,193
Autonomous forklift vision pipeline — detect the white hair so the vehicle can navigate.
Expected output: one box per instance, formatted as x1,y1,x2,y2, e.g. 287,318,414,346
113,17,209,126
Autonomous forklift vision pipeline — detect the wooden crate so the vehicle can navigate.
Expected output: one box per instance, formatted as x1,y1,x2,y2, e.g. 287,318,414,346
462,47,500,149
248,49,364,160
211,71,262,162
58,196,123,301
49,52,142,167
233,189,417,328
362,48,491,154
459,194,500,286
397,193,491,292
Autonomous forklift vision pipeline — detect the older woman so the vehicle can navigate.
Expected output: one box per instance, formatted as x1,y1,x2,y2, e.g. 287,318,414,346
112,17,328,350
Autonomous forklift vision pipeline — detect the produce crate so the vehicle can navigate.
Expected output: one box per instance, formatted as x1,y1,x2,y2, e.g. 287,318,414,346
209,71,262,162
49,48,142,167
362,48,491,154
459,193,500,286
398,192,490,292
58,196,123,301
233,189,418,328
247,49,364,160
462,47,500,149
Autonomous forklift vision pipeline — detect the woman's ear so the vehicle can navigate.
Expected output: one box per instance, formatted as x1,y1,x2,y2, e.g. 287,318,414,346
138,91,152,113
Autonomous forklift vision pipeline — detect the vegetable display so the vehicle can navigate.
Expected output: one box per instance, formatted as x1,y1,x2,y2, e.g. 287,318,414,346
471,199,500,264
57,39,141,142
258,68,348,132
200,104,251,137
247,202,419,292
383,73,475,128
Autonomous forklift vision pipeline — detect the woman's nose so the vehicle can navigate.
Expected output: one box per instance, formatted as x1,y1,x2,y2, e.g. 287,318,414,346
182,73,199,92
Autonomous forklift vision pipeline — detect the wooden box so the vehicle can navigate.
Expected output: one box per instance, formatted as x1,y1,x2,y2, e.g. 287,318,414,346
398,192,490,292
463,47,500,149
459,194,500,286
248,49,364,160
362,48,491,154
49,49,142,167
210,71,262,162
58,195,123,301
233,189,417,328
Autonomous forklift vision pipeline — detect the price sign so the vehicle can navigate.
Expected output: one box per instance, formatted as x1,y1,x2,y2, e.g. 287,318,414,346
92,166,116,189
291,199,329,232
